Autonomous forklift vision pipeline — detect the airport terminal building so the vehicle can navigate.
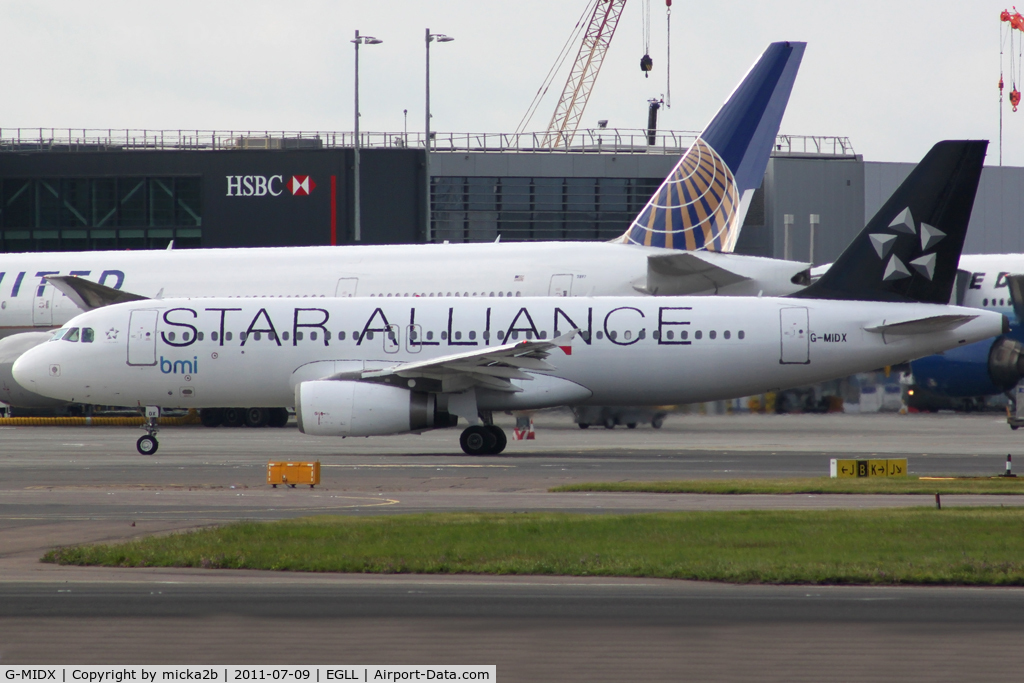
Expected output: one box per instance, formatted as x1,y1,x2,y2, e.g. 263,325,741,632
0,128,1021,262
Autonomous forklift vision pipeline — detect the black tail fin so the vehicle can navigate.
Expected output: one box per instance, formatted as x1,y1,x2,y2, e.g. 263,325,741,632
793,140,987,303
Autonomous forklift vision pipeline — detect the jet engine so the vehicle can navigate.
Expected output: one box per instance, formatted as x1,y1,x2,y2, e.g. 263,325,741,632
295,380,457,437
910,332,1024,398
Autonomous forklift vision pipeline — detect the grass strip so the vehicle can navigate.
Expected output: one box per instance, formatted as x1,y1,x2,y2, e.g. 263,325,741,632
42,509,1024,585
549,477,1024,495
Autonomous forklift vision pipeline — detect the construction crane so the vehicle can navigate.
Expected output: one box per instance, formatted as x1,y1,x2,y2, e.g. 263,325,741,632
516,0,672,150
541,0,627,149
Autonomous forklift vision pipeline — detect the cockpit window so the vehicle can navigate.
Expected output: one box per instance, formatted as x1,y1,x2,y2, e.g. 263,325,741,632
81,328,95,343
49,329,67,341
62,327,80,342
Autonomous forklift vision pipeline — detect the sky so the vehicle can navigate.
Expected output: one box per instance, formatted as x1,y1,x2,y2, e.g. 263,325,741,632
0,0,1015,165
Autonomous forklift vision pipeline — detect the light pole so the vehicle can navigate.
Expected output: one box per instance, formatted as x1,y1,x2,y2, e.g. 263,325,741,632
425,29,453,243
352,30,382,242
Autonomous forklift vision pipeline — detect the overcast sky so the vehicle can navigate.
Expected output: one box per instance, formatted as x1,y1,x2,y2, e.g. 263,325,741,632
0,1,1014,165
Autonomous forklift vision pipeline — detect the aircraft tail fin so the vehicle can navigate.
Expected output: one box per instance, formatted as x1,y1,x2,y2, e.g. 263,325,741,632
793,140,988,304
619,41,805,252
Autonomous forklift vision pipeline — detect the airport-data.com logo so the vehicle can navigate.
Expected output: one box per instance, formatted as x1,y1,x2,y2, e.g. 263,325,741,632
225,175,316,197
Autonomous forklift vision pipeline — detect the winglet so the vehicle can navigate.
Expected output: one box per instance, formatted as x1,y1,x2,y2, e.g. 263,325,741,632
46,275,148,311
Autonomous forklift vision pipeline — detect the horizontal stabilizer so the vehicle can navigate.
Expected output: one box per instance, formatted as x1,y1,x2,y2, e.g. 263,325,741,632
639,252,751,296
46,275,148,311
864,314,978,336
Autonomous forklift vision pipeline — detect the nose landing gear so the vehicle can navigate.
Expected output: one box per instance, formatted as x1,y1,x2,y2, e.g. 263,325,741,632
137,405,160,455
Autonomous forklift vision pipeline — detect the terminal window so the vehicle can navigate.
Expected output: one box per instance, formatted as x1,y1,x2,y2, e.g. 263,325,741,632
430,176,661,243
0,176,202,251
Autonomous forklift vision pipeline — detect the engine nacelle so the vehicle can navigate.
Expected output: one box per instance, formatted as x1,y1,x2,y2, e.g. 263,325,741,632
295,380,456,437
988,336,1024,390
911,332,1024,398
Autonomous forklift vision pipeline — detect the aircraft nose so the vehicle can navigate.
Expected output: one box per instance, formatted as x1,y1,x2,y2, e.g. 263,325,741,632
12,343,63,397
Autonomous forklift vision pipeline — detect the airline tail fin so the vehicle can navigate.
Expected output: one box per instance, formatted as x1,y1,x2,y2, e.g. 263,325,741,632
620,41,805,252
793,140,988,304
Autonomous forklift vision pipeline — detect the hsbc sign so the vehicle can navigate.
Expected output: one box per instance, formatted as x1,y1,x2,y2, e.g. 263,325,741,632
226,175,317,197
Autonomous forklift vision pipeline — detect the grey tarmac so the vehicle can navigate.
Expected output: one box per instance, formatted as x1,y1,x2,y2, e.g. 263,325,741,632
1,412,1023,681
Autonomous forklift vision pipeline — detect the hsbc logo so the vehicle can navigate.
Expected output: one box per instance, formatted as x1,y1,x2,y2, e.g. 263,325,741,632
225,175,316,197
288,175,316,196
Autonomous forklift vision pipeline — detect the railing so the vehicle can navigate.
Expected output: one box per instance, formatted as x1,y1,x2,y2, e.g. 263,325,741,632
0,128,855,157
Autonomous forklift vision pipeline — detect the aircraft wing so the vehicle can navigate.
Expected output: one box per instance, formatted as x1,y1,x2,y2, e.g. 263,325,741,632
864,314,979,336
639,251,752,296
46,275,148,311
358,329,578,394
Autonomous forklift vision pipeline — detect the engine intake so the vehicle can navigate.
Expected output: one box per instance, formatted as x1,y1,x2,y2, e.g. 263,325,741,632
988,336,1024,391
295,380,456,437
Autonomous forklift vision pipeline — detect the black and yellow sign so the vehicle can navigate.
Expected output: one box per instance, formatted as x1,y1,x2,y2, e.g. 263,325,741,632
831,458,907,478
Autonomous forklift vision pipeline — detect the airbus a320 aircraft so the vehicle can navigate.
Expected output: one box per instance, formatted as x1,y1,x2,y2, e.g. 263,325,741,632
0,41,809,418
14,142,1001,455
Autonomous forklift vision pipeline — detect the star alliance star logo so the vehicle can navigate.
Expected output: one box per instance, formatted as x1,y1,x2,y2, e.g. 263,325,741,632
105,327,120,341
869,207,945,282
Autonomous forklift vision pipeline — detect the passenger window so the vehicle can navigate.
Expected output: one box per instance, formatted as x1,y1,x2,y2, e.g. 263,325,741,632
596,331,603,340
427,331,434,341
695,331,703,340
197,332,204,341
681,331,688,340
81,328,95,343
324,331,330,341
338,331,346,340
638,329,645,340
366,331,374,341
455,331,462,340
497,331,505,340
666,330,674,340
652,330,660,340
167,331,176,341
511,331,519,340
63,328,80,342
441,331,448,340
282,332,289,341
738,330,745,339
240,332,247,342
624,331,632,340
608,331,617,341
984,298,989,306
709,331,717,340
253,332,261,341
724,331,731,340
469,331,476,340
212,332,219,341
296,331,304,341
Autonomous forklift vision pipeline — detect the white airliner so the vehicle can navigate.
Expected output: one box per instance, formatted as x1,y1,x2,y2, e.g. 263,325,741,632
0,42,810,415
12,142,999,454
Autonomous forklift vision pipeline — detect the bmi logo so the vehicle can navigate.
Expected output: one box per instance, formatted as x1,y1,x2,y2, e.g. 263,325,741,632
288,175,316,196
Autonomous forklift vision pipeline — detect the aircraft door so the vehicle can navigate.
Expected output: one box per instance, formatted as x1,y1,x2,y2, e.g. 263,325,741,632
779,307,809,364
406,324,423,353
549,274,573,297
127,310,159,366
335,278,359,297
33,282,54,326
384,324,400,353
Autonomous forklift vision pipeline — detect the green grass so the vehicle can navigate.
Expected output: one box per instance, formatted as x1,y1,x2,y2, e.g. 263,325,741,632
42,509,1024,585
549,477,1024,495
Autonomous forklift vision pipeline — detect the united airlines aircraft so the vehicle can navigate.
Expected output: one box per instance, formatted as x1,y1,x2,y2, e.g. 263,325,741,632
13,142,999,455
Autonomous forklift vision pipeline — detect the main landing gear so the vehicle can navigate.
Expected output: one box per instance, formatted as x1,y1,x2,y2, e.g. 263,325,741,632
137,406,160,455
459,424,507,455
